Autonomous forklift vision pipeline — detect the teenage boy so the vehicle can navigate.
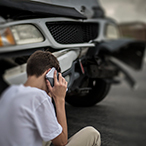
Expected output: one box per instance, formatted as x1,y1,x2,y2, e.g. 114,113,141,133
0,50,101,146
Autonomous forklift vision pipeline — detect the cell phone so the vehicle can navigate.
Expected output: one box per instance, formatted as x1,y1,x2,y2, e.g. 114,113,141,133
46,67,59,87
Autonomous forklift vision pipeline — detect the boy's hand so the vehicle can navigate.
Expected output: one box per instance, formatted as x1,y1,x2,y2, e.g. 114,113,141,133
46,70,68,101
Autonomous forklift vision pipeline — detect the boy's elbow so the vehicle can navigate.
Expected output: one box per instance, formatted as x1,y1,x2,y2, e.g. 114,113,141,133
53,141,67,146
58,141,68,146
52,136,68,146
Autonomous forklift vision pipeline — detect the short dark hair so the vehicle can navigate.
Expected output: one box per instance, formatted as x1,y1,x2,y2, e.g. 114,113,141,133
26,50,61,77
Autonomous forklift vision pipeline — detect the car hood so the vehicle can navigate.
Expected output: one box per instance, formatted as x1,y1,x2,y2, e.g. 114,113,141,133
0,0,104,19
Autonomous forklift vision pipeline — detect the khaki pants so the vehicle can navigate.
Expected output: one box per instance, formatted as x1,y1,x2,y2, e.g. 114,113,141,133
43,126,101,146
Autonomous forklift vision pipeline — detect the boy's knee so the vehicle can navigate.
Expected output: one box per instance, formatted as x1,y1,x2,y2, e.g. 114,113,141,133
67,126,101,146
83,126,101,146
83,126,101,138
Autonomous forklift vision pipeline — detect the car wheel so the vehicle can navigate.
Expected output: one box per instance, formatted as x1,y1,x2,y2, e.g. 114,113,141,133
66,78,111,107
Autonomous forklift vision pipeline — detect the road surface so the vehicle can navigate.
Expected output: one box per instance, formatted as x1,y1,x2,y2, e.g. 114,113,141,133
66,62,146,146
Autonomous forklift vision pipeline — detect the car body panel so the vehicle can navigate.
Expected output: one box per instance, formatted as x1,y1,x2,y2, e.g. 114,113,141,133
98,39,146,70
3,48,80,85
0,0,145,92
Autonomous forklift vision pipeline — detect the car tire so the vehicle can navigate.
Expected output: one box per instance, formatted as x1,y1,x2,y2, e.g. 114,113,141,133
66,78,111,107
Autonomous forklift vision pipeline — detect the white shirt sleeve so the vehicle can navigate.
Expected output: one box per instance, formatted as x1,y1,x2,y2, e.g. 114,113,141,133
33,97,62,142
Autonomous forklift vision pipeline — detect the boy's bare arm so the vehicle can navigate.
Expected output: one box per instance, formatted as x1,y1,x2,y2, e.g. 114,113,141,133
46,71,68,146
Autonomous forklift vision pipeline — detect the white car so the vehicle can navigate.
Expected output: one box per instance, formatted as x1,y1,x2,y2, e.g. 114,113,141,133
0,0,145,106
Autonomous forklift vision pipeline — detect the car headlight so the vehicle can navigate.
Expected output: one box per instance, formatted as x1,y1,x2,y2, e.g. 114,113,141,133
0,24,44,47
0,28,15,47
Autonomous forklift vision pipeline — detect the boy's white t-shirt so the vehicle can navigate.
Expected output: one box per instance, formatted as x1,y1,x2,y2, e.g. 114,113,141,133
0,84,62,146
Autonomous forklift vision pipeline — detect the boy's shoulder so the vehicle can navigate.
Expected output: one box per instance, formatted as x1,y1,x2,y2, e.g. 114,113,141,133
1,84,49,101
1,84,51,111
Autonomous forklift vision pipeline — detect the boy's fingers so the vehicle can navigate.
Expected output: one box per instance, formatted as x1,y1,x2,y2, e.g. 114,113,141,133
58,73,62,83
54,70,58,84
62,77,66,85
65,80,68,86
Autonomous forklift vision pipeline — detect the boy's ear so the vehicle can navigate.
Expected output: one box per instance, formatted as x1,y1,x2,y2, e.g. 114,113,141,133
45,68,52,74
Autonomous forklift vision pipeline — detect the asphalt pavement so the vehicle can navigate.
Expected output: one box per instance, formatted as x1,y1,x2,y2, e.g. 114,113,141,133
66,62,146,146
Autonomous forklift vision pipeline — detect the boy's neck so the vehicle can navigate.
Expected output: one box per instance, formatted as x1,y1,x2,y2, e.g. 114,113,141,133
24,75,46,91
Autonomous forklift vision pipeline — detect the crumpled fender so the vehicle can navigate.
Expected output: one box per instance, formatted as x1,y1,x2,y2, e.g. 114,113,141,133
91,39,146,70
